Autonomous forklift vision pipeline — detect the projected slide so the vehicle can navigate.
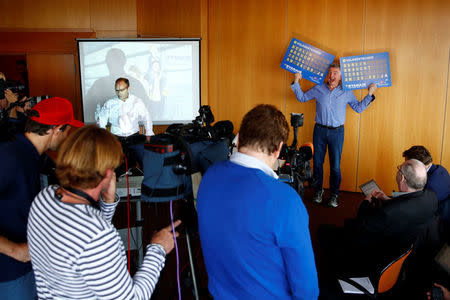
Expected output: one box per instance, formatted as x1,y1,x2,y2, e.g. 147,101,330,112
78,39,200,125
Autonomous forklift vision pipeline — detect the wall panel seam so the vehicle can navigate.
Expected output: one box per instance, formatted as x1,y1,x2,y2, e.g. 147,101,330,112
216,0,220,118
284,0,288,115
355,0,368,191
440,48,450,164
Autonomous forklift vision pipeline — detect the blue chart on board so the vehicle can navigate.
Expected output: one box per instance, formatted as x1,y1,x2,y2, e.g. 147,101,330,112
340,52,392,91
281,38,335,85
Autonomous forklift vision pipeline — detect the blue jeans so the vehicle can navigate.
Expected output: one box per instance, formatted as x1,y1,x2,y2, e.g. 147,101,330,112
313,124,344,195
0,271,37,299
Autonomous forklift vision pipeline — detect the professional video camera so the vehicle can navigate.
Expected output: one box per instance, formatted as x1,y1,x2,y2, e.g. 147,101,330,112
0,95,51,124
0,78,26,99
277,113,314,197
0,94,52,142
166,105,234,143
141,105,234,203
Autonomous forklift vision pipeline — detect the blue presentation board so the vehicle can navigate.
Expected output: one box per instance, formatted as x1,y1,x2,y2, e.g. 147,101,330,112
340,52,392,90
281,38,335,85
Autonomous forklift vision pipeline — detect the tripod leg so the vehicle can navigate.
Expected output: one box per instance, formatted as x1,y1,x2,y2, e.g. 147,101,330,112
136,200,143,267
185,230,200,300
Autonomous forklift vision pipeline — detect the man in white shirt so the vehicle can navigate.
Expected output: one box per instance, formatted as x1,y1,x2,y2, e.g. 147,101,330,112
96,77,154,138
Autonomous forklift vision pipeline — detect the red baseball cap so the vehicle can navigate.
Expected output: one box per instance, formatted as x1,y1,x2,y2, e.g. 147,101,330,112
30,97,84,128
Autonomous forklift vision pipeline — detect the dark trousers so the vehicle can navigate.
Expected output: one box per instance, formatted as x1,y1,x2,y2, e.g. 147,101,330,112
313,124,344,195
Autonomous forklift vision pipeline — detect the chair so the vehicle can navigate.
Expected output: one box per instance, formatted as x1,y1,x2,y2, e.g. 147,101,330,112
337,245,413,299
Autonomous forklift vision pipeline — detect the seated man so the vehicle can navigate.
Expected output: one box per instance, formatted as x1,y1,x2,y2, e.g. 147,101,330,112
96,77,153,168
96,77,154,138
197,104,319,299
403,145,450,220
320,159,438,276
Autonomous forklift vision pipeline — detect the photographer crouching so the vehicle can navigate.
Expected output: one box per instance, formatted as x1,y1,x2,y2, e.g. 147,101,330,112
27,125,181,299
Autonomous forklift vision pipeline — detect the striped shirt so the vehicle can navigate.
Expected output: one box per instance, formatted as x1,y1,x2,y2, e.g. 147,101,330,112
27,185,166,299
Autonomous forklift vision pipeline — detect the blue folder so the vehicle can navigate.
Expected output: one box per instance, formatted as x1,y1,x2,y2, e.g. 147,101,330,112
281,38,335,85
340,52,392,90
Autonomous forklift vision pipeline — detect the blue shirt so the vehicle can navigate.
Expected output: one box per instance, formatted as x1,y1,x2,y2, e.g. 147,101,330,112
197,153,319,300
291,82,374,127
427,164,450,203
427,164,450,221
0,134,40,281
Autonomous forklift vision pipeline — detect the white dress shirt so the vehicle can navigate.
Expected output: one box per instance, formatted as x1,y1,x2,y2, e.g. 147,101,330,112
96,94,154,137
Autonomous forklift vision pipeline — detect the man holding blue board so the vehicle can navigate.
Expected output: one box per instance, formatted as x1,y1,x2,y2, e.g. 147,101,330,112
291,63,377,207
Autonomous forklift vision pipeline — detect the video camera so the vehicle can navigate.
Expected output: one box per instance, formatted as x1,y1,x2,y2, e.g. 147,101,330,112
11,95,51,109
0,78,26,99
166,105,234,143
277,113,314,197
141,105,234,203
0,93,52,142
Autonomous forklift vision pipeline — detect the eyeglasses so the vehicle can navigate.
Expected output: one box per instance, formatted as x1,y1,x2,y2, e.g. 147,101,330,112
115,87,128,92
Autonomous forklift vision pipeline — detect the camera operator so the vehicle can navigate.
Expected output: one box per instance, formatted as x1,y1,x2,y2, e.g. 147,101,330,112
27,125,181,299
0,72,20,111
0,72,31,140
0,97,83,299
197,104,319,299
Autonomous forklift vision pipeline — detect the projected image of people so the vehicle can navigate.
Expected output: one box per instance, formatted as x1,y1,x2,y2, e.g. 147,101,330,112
146,59,168,119
79,41,200,125
95,77,153,137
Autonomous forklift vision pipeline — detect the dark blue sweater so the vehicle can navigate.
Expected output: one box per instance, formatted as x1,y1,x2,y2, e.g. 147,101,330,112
0,133,40,281
427,164,450,220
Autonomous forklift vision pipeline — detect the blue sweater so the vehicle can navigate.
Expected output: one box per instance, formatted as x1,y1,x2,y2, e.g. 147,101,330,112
197,160,319,300
0,134,40,281
427,164,450,220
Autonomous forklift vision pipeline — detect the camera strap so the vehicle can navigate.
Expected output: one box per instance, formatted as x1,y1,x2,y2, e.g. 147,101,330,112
62,186,100,210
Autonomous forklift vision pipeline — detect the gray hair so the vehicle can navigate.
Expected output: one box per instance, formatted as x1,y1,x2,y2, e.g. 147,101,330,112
329,62,340,69
401,159,427,190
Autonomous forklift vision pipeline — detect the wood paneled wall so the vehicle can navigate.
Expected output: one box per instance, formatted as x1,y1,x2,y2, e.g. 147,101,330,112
208,0,287,124
0,0,448,192
207,0,450,193
137,0,201,38
357,0,450,192
286,0,365,191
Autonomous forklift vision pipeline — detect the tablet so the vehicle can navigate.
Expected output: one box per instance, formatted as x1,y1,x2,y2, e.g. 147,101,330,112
359,179,381,197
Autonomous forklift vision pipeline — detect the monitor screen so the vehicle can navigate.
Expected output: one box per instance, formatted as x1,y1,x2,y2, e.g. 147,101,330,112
77,39,201,125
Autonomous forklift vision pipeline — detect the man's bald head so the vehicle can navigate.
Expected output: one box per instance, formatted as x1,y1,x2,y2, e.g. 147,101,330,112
398,159,427,191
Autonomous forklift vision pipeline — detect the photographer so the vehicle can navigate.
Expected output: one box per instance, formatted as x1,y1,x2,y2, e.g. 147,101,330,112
197,104,319,299
27,125,181,299
0,97,83,299
0,72,18,111
0,72,30,140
